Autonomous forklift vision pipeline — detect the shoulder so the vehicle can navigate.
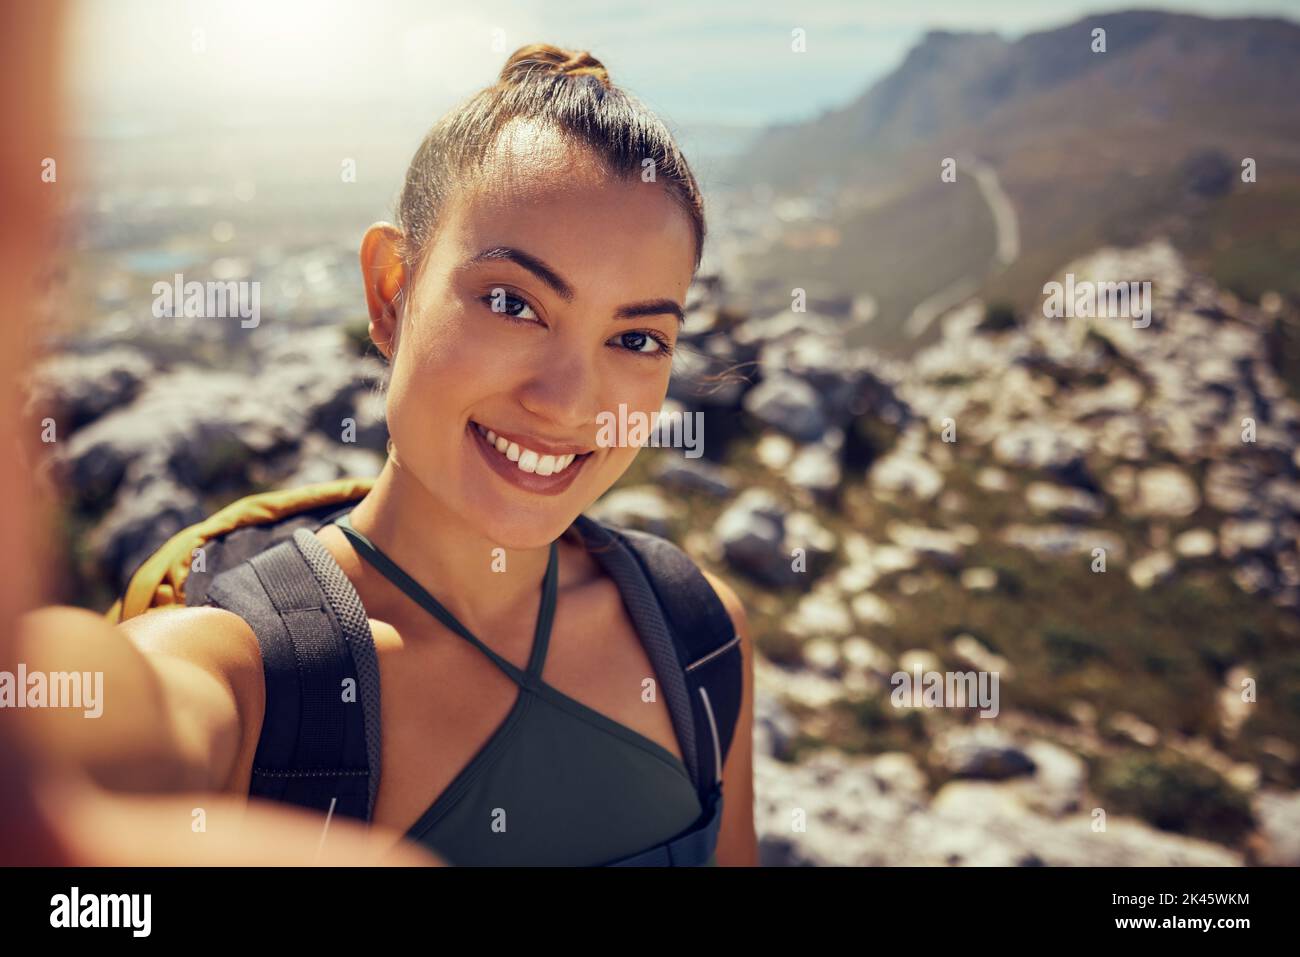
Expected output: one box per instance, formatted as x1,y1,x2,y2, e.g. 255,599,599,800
119,604,260,662
118,605,265,715
698,566,751,646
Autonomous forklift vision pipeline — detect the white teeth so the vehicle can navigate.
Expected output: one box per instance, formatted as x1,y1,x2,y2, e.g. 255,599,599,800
475,421,583,477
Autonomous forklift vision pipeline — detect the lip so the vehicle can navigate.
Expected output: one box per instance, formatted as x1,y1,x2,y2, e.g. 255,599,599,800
468,420,592,496
474,421,594,457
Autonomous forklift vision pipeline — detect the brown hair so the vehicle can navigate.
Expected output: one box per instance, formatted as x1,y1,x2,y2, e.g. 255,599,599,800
394,42,707,285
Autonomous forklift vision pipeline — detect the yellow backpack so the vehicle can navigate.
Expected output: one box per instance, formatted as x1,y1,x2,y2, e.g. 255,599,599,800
104,476,375,623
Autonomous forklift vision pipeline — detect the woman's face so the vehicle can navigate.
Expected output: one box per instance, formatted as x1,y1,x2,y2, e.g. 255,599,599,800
367,122,697,549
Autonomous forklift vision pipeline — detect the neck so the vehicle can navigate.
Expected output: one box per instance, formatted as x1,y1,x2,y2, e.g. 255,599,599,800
347,456,557,638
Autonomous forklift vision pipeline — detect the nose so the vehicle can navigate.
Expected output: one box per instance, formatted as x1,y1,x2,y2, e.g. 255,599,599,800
514,335,603,439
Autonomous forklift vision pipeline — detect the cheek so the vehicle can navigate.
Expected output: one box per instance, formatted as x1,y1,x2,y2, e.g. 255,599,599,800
382,307,486,448
593,374,673,467
389,307,498,403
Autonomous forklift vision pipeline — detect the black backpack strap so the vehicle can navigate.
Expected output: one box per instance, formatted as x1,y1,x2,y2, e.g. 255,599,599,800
205,528,381,824
615,525,743,795
572,514,743,819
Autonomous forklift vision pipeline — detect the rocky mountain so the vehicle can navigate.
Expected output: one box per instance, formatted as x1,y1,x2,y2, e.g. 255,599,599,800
725,10,1300,357
28,327,391,607
741,12,1300,188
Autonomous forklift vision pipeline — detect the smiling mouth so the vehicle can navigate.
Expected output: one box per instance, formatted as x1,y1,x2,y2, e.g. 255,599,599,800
470,420,593,476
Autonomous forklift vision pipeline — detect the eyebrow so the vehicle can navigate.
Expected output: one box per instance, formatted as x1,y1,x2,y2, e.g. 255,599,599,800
466,245,684,326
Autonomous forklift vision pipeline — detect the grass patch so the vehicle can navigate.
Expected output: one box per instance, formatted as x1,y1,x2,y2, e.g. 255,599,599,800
1090,750,1255,846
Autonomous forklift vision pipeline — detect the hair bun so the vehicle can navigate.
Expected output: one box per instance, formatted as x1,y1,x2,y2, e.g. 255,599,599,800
499,43,611,89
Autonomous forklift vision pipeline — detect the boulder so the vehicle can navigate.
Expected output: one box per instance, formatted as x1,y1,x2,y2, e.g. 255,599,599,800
25,347,155,431
714,488,792,587
1129,550,1177,590
992,422,1089,475
870,450,944,502
1252,789,1300,866
650,455,737,498
785,442,842,499
742,374,827,441
88,471,206,593
933,726,1037,780
587,486,681,537
1130,465,1201,519
1025,481,1106,522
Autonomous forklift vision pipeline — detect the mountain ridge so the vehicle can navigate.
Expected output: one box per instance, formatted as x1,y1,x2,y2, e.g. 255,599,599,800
723,8,1300,360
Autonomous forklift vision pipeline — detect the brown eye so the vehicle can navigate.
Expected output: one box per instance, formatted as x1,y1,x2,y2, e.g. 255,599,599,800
610,329,672,358
482,288,539,321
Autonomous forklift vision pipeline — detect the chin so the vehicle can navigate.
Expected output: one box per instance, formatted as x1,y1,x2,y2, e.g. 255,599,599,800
478,510,576,551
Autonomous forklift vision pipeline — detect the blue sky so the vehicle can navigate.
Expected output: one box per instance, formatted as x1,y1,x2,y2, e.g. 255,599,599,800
66,0,1300,130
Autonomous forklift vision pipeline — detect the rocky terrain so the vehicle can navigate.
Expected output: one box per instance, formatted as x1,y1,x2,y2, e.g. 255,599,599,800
28,238,1300,866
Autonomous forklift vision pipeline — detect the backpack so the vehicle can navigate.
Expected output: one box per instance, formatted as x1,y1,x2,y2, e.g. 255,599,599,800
106,477,743,866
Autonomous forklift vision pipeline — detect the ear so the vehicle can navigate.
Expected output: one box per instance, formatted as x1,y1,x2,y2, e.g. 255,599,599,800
359,223,407,361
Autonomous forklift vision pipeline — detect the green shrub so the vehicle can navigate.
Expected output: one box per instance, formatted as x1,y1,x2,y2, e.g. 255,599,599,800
1093,751,1254,845
1043,627,1108,675
850,692,928,749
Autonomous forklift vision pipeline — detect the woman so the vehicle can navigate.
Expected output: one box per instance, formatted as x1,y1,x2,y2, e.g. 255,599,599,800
116,43,757,866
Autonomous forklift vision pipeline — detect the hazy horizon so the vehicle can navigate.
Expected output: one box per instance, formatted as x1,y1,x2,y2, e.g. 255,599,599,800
64,0,1300,137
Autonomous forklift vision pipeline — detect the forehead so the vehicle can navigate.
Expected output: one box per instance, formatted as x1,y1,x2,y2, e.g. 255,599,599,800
433,119,697,301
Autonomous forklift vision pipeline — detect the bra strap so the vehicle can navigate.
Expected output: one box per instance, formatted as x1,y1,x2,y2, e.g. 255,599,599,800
333,510,558,686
